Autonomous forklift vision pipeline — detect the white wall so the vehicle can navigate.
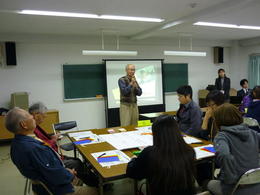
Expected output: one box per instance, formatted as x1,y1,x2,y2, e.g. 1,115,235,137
229,41,248,89
229,42,260,89
0,37,231,130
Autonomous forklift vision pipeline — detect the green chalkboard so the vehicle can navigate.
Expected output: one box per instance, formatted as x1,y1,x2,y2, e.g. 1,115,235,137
63,64,106,99
163,63,188,92
63,63,188,99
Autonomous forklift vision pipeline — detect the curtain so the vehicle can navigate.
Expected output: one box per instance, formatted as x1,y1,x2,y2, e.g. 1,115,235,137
249,55,260,88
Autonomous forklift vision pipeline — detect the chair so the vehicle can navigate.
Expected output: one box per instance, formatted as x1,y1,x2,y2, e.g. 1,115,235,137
198,89,209,108
231,167,260,195
243,117,260,128
196,191,211,195
142,179,210,195
24,177,31,195
53,121,78,135
229,88,237,96
24,177,53,195
53,121,78,157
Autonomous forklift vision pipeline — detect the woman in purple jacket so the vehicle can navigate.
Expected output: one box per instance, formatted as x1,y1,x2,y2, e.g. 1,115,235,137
239,91,253,113
246,86,260,124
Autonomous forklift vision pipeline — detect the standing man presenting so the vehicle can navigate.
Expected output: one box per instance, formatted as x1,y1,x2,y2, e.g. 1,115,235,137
118,64,142,126
215,68,231,101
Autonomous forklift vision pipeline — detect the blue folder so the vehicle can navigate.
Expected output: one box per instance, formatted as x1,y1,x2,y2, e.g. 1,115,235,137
97,155,119,163
74,139,92,145
203,146,216,153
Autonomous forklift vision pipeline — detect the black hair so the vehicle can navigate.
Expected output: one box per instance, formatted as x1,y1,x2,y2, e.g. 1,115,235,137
240,79,248,87
177,85,193,99
252,86,260,99
218,68,225,74
206,90,225,106
150,114,196,193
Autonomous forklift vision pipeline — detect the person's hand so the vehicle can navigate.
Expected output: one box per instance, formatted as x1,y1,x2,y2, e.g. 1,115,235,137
131,76,139,87
67,168,77,176
204,107,213,120
51,133,61,142
130,76,136,86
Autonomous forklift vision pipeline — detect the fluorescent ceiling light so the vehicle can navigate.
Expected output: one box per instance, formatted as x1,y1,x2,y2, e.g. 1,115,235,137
82,50,138,56
239,25,260,30
160,20,183,30
100,15,163,22
18,10,164,22
18,10,99,18
194,22,260,30
164,51,206,57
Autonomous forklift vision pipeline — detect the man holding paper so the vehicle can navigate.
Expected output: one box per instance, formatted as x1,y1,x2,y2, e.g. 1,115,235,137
118,64,142,126
5,107,97,195
29,102,99,187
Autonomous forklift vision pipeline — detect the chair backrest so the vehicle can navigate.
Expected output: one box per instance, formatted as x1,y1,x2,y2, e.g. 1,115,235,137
24,178,53,195
196,191,211,195
243,117,259,127
31,180,53,195
198,90,209,107
208,117,217,141
198,89,209,98
231,168,260,195
229,88,237,96
53,121,78,135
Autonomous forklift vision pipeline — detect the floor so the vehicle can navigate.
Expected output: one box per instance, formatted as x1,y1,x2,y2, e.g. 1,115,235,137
0,140,139,195
0,142,25,194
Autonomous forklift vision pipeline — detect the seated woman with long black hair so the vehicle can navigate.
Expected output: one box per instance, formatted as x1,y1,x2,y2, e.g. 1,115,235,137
126,114,196,195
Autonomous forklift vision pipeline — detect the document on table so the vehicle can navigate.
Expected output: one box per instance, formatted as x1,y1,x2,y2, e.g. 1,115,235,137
91,150,131,167
194,144,215,160
99,130,153,150
99,129,205,150
68,131,93,140
69,131,104,145
135,126,152,131
183,136,203,144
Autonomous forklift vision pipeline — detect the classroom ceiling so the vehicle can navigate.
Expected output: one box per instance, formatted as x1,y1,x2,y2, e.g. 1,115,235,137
0,0,260,41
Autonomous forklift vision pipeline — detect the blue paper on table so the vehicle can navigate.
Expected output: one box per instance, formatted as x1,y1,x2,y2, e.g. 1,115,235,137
203,147,216,153
97,155,119,163
74,139,92,145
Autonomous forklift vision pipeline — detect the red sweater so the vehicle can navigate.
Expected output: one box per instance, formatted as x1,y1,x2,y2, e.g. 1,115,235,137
34,125,59,154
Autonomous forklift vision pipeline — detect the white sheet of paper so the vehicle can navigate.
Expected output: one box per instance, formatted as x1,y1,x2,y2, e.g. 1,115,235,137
91,150,130,167
100,130,153,150
68,131,94,139
74,134,104,145
135,126,152,131
194,144,215,160
183,136,202,144
69,131,104,145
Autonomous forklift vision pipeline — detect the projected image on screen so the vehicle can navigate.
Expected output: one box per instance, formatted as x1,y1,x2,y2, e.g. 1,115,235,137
106,60,163,109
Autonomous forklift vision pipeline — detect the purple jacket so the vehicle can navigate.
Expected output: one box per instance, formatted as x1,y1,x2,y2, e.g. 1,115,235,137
246,100,260,124
239,95,252,112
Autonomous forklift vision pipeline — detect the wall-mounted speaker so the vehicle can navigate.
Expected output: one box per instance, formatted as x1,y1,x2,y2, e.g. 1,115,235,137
214,46,224,64
5,42,17,66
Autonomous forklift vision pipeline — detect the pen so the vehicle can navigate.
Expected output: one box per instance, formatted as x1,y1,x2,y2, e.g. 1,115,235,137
98,153,106,158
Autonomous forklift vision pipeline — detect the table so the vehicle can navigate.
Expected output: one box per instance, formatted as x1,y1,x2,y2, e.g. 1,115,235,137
140,107,208,122
68,125,213,195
